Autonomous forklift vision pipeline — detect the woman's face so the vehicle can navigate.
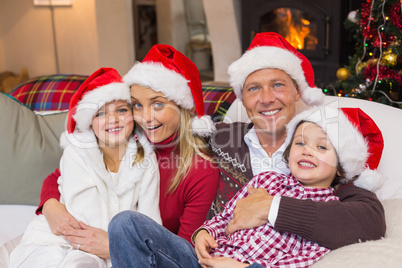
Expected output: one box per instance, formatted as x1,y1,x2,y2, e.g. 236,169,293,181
130,84,180,143
91,100,134,148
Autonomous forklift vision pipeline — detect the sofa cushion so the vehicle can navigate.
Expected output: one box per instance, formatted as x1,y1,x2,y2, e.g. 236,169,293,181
9,74,88,111
202,85,236,122
0,93,67,205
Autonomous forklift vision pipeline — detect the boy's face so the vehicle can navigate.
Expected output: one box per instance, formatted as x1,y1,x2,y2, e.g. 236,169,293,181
91,100,134,148
288,122,338,188
241,68,301,141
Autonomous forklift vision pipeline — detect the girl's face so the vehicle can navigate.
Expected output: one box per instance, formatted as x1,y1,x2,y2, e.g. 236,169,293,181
288,122,338,188
130,84,180,143
91,100,134,148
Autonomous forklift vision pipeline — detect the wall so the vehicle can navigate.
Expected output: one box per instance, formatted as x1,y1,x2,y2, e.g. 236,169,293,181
203,0,242,83
0,0,134,77
0,0,229,82
156,0,187,54
0,28,4,71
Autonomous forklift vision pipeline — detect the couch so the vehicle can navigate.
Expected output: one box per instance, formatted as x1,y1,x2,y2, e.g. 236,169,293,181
1,74,402,267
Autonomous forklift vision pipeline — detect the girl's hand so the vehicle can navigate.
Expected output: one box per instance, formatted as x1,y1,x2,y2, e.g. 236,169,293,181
198,256,249,268
64,222,110,259
194,229,218,260
42,198,80,235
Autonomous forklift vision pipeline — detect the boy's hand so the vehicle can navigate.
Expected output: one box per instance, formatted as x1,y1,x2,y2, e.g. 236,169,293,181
194,229,218,261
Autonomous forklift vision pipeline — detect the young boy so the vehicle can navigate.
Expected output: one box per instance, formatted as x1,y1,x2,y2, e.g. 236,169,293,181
194,106,384,268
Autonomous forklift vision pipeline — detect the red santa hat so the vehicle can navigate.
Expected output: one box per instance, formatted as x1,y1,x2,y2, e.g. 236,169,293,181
66,67,131,134
285,106,385,191
228,32,325,106
123,44,215,137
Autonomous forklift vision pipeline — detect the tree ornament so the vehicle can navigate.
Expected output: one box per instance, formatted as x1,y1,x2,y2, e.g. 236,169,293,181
336,67,351,81
382,51,397,66
357,61,368,74
347,10,359,23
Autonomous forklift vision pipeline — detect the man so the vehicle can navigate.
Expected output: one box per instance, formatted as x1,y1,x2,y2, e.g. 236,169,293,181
207,32,385,250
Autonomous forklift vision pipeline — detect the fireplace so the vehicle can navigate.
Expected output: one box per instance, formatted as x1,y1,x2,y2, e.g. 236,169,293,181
240,0,360,85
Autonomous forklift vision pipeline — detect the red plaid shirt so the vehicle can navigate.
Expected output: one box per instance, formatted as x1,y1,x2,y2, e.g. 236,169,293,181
198,171,339,268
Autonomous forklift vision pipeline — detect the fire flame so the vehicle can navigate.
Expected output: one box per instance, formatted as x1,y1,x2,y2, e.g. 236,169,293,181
273,8,317,50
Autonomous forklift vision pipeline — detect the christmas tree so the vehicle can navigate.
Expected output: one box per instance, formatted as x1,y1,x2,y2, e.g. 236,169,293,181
325,0,402,108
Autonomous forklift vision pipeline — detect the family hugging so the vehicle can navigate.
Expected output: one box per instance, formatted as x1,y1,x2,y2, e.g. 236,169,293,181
8,32,386,268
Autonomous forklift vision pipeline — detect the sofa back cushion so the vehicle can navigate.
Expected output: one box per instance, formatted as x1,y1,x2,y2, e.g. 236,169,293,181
9,74,88,111
0,93,67,205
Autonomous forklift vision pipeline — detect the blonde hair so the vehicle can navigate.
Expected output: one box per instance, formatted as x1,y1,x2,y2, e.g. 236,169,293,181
133,127,145,164
167,107,214,193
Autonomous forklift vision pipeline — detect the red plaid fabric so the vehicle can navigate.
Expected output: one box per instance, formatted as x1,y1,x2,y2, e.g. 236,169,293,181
9,74,88,111
201,86,236,122
199,171,339,267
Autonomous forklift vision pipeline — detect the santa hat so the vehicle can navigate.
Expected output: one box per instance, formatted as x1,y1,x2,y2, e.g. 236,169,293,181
228,32,325,106
123,44,215,137
66,67,131,133
285,106,385,191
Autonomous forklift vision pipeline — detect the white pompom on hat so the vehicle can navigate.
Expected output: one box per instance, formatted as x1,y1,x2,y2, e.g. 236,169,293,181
228,32,325,106
66,67,131,134
123,44,215,137
285,106,385,191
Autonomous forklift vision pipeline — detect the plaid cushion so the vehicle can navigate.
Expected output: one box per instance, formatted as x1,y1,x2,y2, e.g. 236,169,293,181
9,75,236,120
202,85,236,122
9,74,88,111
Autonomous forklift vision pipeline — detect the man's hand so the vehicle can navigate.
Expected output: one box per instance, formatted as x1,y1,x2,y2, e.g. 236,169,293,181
198,256,249,268
226,186,273,235
194,229,218,261
64,222,110,259
42,198,81,235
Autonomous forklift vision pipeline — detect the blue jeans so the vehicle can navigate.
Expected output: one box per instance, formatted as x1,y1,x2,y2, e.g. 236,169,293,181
108,211,264,268
108,211,200,268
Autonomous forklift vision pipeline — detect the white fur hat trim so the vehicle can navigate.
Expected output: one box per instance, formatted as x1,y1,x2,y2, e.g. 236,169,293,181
354,169,385,192
123,62,195,110
191,115,216,137
228,46,325,106
73,82,131,132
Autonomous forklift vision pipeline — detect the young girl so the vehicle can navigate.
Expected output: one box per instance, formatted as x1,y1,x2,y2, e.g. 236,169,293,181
9,68,161,268
107,106,384,268
34,45,219,257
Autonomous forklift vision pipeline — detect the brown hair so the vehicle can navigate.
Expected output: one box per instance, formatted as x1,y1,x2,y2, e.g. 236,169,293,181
283,120,346,187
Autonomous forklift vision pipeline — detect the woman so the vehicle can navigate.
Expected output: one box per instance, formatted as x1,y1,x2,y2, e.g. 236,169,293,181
36,44,220,259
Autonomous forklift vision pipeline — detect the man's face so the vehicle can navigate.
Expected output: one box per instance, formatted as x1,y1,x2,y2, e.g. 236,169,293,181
242,68,301,139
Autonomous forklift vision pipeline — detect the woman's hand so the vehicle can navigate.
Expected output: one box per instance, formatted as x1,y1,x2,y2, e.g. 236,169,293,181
198,256,249,268
226,186,273,236
42,198,80,235
194,229,218,261
64,222,110,259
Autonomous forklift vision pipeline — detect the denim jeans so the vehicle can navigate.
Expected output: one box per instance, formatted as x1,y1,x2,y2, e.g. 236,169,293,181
108,210,264,268
108,211,200,268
